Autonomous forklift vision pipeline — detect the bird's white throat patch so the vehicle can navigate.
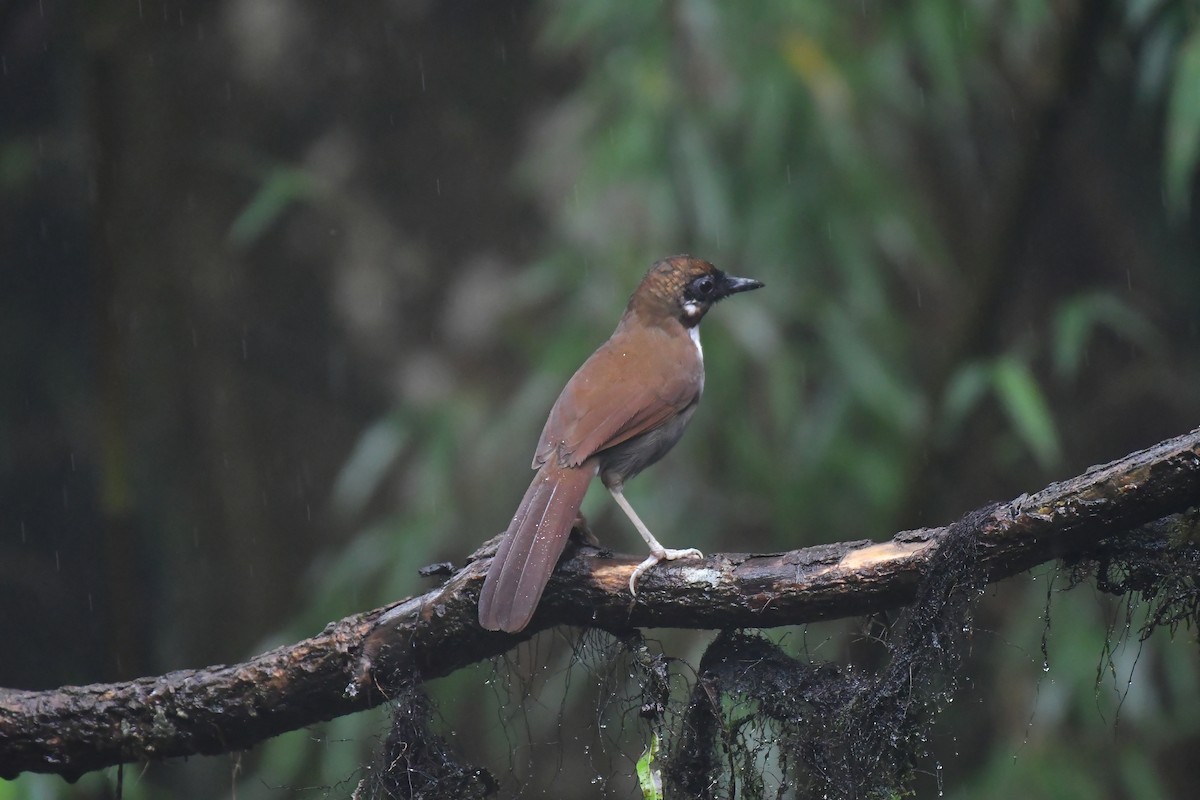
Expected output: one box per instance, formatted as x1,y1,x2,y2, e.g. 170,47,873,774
689,325,703,359
683,300,702,320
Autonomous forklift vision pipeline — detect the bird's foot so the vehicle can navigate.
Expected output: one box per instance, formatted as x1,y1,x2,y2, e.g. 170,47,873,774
629,547,704,596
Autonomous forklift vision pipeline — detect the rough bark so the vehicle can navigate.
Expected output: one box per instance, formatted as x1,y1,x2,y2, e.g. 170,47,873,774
2,427,1199,780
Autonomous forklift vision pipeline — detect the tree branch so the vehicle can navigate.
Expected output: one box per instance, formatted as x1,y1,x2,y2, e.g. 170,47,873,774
3,427,1199,780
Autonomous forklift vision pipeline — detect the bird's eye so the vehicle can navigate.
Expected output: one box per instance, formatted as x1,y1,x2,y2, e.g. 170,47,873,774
695,276,714,295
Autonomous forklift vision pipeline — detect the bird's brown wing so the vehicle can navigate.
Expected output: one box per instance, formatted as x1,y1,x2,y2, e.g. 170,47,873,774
534,327,702,469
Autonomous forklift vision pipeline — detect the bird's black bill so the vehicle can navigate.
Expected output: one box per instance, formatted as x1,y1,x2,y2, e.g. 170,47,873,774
717,275,765,298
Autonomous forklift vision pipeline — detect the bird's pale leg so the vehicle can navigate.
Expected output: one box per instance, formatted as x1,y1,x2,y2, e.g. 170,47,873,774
607,487,703,595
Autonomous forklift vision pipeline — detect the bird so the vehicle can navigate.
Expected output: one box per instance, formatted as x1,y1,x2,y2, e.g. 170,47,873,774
477,255,763,633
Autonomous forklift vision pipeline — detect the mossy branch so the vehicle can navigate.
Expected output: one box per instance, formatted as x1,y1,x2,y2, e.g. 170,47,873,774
2,427,1199,780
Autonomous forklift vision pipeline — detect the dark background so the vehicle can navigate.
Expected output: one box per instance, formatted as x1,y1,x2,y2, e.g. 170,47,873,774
3,1,1199,797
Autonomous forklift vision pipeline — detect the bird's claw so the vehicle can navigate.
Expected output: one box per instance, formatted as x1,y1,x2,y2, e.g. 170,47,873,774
628,547,704,596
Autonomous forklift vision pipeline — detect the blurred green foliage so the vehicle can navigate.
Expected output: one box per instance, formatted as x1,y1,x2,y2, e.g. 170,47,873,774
1166,21,1200,215
228,0,1200,796
227,166,320,248
5,0,1200,797
268,1,1200,796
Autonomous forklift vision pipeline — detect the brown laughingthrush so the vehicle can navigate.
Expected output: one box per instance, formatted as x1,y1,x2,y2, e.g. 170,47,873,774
477,255,763,633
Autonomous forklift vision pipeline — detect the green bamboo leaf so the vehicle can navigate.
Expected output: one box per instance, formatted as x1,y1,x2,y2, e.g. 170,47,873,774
991,357,1061,468
636,732,664,800
1053,296,1095,381
913,0,968,102
1164,26,1200,216
228,167,318,247
942,361,991,433
1053,292,1161,380
332,415,408,516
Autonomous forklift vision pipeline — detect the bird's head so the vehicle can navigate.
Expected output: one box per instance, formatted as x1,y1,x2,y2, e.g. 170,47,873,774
631,255,763,327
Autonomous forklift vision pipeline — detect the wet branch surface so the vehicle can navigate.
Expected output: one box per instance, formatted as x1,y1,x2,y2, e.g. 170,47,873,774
2,427,1199,780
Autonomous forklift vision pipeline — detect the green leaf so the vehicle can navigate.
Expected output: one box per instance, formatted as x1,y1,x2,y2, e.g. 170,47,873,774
1052,292,1161,380
991,356,1061,469
636,732,664,800
228,167,318,247
942,361,991,434
1164,26,1200,216
331,415,408,516
912,0,969,103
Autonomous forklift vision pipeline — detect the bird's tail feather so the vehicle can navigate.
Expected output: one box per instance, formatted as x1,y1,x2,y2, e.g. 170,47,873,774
478,462,593,632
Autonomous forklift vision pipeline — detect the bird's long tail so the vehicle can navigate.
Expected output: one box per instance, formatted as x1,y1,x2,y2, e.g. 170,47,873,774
478,461,594,632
